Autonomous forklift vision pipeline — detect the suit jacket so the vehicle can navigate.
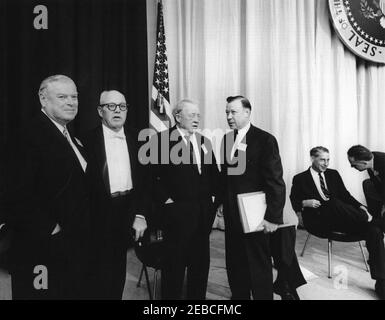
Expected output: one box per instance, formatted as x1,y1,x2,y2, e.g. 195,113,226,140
150,126,220,239
290,168,362,213
370,152,385,203
4,112,91,267
220,124,285,228
82,125,147,233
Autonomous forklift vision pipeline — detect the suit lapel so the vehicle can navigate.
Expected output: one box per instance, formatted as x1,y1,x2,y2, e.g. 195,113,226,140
171,126,200,174
39,112,85,174
124,128,136,188
305,168,320,197
95,126,111,195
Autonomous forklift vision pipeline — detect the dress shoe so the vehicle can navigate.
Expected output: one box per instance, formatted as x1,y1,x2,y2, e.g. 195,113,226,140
375,280,385,300
273,281,300,300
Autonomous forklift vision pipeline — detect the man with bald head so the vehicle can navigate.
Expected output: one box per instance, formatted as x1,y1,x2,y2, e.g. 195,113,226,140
83,90,147,299
4,75,91,299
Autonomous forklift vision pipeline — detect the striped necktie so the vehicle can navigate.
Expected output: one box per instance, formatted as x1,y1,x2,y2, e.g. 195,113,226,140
318,172,330,198
63,127,87,172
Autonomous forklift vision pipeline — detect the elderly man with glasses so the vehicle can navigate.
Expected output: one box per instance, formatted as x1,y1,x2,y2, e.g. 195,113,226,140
82,90,147,299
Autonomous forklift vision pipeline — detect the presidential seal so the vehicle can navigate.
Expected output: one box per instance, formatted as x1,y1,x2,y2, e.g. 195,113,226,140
329,0,385,63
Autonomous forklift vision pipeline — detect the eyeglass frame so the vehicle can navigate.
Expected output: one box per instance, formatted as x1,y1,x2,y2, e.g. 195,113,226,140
99,103,129,112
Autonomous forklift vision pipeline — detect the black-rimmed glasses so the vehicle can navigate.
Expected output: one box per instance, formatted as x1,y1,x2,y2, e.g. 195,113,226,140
100,103,128,111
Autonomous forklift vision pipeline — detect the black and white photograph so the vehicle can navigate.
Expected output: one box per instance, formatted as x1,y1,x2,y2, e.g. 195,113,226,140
0,0,384,306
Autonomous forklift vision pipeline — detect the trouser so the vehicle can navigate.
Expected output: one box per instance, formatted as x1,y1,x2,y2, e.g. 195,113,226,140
363,179,384,231
225,227,273,300
11,231,88,300
161,228,210,300
303,198,385,280
270,226,307,290
91,194,134,300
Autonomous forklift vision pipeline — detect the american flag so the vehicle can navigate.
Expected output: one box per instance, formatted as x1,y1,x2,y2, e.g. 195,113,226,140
150,0,174,132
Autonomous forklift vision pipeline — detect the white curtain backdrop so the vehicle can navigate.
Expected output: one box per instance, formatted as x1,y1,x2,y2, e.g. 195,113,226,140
153,0,385,222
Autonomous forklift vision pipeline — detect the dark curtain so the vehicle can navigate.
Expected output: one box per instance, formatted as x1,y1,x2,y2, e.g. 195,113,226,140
0,0,149,213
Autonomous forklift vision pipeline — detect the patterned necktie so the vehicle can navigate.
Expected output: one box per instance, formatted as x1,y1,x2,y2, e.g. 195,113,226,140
318,172,330,198
63,127,72,145
63,127,87,172
185,135,195,165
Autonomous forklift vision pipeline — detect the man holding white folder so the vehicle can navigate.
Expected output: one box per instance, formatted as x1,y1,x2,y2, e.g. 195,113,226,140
220,96,305,300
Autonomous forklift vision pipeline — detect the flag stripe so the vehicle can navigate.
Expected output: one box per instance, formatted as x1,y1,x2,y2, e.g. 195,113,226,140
150,110,168,132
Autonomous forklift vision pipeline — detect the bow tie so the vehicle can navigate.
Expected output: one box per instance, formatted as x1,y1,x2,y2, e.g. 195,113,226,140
107,132,126,140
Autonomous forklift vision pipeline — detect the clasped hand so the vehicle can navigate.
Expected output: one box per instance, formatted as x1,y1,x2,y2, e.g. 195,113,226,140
132,216,147,241
302,199,321,209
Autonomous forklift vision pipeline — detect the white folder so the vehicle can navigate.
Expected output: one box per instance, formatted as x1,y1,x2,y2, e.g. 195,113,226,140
237,191,295,233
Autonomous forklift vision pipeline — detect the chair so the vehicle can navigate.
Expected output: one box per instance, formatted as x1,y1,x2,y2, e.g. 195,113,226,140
300,230,370,278
134,230,164,300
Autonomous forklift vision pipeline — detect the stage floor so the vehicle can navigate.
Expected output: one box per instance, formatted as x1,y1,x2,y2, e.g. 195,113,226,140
0,229,380,300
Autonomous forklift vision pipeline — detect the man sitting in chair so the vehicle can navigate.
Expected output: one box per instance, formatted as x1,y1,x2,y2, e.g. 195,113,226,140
290,146,385,300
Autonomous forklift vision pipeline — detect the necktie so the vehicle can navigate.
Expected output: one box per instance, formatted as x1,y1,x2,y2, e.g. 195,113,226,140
63,127,72,145
63,127,87,172
318,172,330,198
231,129,239,160
185,135,195,165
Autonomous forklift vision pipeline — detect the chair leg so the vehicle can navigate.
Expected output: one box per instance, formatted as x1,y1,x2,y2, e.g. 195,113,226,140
300,233,312,257
153,269,160,300
144,266,153,300
358,241,370,272
328,240,332,279
137,264,145,287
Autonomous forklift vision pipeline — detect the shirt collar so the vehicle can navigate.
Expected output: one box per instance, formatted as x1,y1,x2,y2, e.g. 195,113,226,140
237,121,251,137
310,167,325,176
176,126,196,144
102,124,126,139
41,109,66,134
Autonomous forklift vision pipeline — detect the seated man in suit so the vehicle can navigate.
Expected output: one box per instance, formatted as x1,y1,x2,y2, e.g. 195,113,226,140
82,90,147,299
347,145,385,231
290,146,385,299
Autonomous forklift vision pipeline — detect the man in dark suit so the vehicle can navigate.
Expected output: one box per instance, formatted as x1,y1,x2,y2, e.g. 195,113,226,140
347,145,385,231
150,99,219,299
290,146,385,299
4,75,91,299
82,90,147,299
220,95,305,300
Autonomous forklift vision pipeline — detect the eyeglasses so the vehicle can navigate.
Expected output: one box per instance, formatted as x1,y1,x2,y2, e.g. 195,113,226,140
100,103,128,111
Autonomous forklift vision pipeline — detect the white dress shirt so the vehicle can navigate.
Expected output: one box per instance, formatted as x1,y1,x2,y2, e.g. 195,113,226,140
177,127,201,174
102,124,133,194
310,167,329,201
41,109,87,172
230,121,251,160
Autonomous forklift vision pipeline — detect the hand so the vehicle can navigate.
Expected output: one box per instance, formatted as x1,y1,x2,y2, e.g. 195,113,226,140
296,212,305,229
302,199,321,208
51,223,61,235
359,206,373,222
132,216,147,241
217,204,223,216
262,220,278,234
